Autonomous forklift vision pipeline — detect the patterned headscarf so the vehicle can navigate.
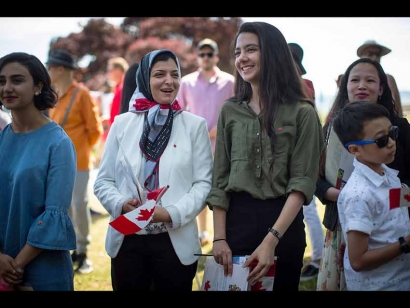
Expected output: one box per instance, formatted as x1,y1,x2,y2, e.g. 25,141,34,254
128,49,182,192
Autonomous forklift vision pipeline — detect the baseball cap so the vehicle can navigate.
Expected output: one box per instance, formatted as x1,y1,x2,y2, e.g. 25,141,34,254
197,38,219,54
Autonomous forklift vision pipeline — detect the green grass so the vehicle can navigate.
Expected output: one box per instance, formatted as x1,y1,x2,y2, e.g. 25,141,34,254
74,213,112,291
77,176,323,291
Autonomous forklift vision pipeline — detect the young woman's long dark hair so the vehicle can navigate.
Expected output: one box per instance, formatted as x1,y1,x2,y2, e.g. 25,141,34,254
230,21,311,170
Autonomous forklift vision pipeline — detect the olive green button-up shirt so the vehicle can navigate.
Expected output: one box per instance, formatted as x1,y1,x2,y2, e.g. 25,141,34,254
206,99,324,211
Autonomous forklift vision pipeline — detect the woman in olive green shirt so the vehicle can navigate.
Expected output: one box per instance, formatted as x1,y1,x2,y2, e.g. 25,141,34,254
206,21,325,291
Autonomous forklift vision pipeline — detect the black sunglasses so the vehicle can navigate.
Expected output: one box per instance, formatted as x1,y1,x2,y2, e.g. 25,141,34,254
344,126,399,148
199,52,214,58
364,51,381,57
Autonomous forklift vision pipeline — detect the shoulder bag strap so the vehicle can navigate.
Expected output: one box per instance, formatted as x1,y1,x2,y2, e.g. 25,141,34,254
60,86,80,128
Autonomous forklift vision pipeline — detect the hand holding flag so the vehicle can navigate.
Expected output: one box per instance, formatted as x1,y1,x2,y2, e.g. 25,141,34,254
248,259,277,291
109,186,169,235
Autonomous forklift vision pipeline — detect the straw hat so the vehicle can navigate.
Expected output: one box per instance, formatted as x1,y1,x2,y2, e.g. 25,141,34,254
357,40,391,57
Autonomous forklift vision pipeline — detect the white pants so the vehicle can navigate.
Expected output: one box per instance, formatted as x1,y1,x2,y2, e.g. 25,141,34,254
303,197,324,261
69,170,92,254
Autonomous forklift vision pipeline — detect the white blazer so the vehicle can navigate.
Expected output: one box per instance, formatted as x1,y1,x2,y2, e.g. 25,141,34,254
94,110,213,265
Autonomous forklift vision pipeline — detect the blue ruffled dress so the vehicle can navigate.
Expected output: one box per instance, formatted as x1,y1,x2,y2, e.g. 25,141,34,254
0,121,76,290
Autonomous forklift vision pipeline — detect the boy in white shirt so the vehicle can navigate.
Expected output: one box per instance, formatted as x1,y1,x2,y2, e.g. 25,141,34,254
332,101,410,290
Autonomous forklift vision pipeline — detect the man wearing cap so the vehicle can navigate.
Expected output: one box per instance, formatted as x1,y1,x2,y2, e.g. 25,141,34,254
357,40,403,117
288,42,325,282
47,49,103,274
178,38,235,247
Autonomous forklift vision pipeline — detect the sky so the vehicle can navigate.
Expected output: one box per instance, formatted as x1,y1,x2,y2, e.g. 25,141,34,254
1,17,410,113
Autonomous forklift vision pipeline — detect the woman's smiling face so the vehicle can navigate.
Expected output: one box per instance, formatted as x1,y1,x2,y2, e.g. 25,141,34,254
347,62,383,104
150,58,180,105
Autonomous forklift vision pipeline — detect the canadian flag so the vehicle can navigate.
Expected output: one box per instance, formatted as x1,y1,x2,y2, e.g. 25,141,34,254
389,186,410,210
109,186,169,235
248,257,277,291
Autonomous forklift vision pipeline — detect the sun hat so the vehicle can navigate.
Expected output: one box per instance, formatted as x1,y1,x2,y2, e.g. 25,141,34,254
357,40,391,57
46,49,78,69
288,43,306,75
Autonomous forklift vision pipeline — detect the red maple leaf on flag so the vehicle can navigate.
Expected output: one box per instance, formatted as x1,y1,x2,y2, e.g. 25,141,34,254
251,280,266,291
204,280,211,291
404,194,410,202
137,208,155,221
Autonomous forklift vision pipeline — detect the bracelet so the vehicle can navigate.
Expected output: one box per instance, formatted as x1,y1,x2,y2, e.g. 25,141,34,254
268,228,282,241
213,238,226,243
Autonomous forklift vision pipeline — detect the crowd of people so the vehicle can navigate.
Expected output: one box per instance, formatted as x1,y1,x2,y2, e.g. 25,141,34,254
1,21,409,291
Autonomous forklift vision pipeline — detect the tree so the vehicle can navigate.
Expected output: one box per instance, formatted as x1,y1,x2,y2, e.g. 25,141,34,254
49,17,243,90
123,17,242,75
49,18,133,90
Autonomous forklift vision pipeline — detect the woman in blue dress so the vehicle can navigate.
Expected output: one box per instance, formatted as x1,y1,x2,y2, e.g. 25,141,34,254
0,52,77,291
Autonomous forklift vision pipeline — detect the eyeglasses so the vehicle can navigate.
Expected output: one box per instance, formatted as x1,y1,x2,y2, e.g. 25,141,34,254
344,126,399,148
199,52,214,58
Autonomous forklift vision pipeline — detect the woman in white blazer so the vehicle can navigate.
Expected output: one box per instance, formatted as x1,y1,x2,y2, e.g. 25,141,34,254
94,49,213,291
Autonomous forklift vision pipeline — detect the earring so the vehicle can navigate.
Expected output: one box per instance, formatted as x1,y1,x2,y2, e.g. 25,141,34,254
35,91,41,96
378,95,381,100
